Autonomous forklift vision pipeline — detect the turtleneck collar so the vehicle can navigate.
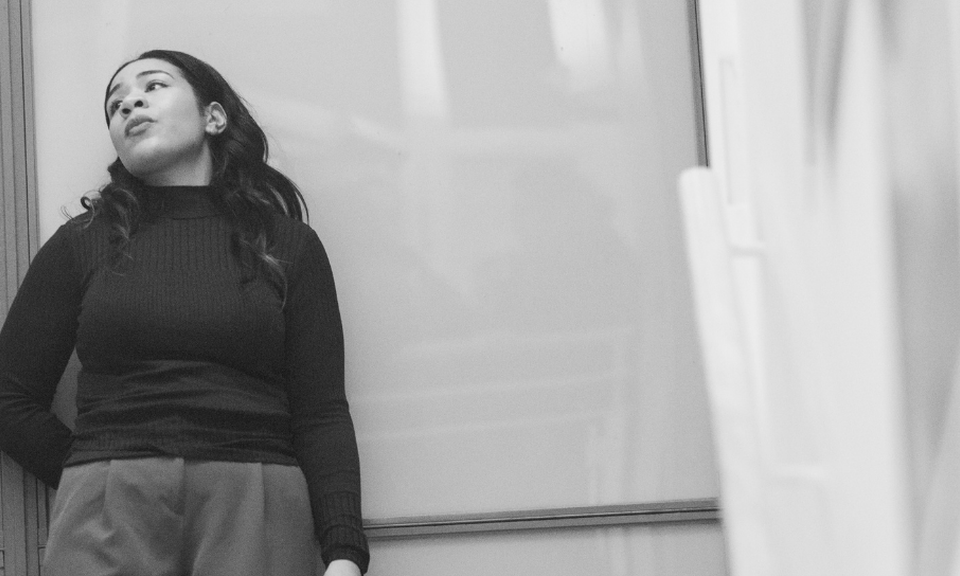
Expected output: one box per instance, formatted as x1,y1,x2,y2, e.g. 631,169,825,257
141,185,222,219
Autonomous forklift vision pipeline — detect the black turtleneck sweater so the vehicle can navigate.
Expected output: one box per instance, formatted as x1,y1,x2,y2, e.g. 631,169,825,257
0,186,369,571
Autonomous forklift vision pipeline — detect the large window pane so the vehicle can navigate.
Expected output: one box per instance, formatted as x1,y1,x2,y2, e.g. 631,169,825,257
32,0,716,518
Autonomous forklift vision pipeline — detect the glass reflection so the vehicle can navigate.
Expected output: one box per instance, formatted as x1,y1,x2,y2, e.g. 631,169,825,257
397,0,449,119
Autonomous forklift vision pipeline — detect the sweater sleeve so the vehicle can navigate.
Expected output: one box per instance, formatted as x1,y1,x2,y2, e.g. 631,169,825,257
283,228,369,573
0,225,80,488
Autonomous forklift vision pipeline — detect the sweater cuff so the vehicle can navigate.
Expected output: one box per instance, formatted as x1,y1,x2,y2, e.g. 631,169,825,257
318,492,369,573
322,537,370,574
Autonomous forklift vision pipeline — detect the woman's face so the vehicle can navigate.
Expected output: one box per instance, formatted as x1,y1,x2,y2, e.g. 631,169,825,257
105,58,224,186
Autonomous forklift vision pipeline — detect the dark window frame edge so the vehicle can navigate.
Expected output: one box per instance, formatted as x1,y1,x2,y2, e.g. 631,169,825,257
365,497,721,540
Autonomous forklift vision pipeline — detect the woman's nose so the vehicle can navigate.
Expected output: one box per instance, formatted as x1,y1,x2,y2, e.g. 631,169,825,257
120,95,146,117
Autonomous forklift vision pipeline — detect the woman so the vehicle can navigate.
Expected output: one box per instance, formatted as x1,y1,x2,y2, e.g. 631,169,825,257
0,50,369,575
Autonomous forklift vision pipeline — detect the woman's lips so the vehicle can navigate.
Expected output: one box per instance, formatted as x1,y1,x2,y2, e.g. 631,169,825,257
125,117,153,136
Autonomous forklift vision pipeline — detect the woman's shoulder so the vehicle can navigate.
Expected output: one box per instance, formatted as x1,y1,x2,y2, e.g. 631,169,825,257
58,211,112,240
271,212,316,235
28,213,107,275
271,214,324,250
269,215,334,272
36,213,114,269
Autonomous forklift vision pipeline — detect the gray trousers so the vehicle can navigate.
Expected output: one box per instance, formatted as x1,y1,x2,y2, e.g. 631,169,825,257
43,457,321,576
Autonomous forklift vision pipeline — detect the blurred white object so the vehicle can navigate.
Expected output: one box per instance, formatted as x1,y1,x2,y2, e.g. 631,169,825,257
686,0,929,574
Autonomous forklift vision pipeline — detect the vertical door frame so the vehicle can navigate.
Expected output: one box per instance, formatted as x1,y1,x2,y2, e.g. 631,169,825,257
1,0,43,574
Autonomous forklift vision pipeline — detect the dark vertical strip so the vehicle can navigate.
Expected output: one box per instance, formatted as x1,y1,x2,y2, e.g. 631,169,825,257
23,477,40,576
18,0,37,273
0,0,8,555
0,0,15,318
687,0,708,166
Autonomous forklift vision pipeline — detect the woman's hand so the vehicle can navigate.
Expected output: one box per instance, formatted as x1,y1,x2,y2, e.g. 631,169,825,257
324,559,362,576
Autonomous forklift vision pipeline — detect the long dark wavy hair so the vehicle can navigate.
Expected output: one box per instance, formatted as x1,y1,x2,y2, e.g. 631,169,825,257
82,49,307,291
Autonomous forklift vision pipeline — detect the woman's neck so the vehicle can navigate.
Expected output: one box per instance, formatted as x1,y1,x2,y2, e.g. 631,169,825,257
141,184,220,219
140,146,214,186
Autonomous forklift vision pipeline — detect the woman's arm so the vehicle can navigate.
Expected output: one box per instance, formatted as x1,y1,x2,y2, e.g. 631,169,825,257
0,225,80,487
283,226,370,574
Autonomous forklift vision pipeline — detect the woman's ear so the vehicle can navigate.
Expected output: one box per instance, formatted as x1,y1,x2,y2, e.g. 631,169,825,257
205,102,227,135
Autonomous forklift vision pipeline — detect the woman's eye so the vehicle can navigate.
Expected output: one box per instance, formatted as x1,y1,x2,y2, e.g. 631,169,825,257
107,101,121,115
145,80,166,91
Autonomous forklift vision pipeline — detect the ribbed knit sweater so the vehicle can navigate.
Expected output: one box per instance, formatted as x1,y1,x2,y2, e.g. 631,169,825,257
0,186,369,572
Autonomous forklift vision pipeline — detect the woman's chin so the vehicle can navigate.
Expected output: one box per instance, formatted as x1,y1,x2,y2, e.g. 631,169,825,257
118,155,160,181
